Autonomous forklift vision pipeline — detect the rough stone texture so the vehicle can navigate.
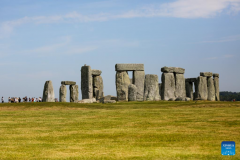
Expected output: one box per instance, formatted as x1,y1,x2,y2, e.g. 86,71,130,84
115,64,144,71
185,97,191,101
93,75,103,100
144,74,160,101
175,97,185,101
128,84,137,101
161,73,175,101
133,71,145,101
81,65,92,99
59,85,67,102
168,98,174,101
195,76,208,100
175,74,186,98
78,98,96,103
104,95,112,100
213,73,219,77
70,85,79,102
161,67,185,74
158,83,162,99
111,96,117,101
185,78,197,82
130,78,132,84
214,77,220,101
103,100,116,103
116,71,131,101
185,81,193,100
200,72,213,77
42,80,55,102
92,70,102,76
61,81,76,85
207,77,215,101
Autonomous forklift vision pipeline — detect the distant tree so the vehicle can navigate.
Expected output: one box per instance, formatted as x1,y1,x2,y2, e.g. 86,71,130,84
220,91,240,101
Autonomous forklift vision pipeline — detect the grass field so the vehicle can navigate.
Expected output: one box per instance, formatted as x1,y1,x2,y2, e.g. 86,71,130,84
0,101,239,159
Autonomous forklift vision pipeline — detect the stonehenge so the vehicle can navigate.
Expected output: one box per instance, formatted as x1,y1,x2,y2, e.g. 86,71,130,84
59,81,78,102
144,74,161,101
128,84,137,101
42,80,55,102
213,73,220,101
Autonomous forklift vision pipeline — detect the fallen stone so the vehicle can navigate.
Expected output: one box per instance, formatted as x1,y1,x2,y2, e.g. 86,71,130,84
200,72,213,77
185,81,193,100
214,76,220,101
103,100,116,103
61,81,76,85
115,64,144,71
116,71,131,101
168,98,174,101
92,70,102,76
185,97,191,101
195,76,208,100
70,85,79,102
144,74,160,101
42,80,55,102
128,84,137,101
81,65,92,99
111,96,117,101
161,67,185,74
59,85,67,102
175,97,185,101
104,95,112,100
161,73,175,100
213,73,219,77
175,74,186,98
133,71,145,101
207,77,215,101
78,98,96,103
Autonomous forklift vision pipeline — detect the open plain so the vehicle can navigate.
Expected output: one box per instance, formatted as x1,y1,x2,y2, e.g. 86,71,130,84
0,101,239,159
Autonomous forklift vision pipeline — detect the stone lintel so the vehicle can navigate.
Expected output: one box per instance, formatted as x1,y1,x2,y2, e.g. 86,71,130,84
213,73,219,77
185,78,197,82
161,66,185,74
200,72,213,77
61,81,76,85
92,70,102,76
115,64,144,71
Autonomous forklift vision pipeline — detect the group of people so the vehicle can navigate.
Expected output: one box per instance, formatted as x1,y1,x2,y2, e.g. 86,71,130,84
1,96,42,103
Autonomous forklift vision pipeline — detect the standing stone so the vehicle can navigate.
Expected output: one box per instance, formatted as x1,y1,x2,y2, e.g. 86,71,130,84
128,84,137,101
195,76,207,100
93,76,104,100
207,77,215,101
133,71,145,101
213,74,220,101
116,71,131,101
161,73,175,100
144,74,160,101
70,85,79,102
175,74,186,98
42,80,55,102
158,83,162,98
59,84,67,102
81,65,92,99
185,82,193,100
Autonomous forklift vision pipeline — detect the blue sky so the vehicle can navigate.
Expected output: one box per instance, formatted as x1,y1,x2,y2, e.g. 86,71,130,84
0,0,240,101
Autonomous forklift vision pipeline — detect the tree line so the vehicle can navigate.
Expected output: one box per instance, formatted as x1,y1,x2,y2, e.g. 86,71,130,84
220,91,240,101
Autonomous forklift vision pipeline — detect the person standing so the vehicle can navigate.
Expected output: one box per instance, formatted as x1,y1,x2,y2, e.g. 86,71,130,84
1,97,4,103
19,97,21,103
8,97,10,103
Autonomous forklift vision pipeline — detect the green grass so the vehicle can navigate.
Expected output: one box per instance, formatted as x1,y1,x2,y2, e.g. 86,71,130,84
0,101,239,159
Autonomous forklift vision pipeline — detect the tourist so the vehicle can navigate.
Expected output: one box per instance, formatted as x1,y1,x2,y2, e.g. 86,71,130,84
8,97,10,103
29,97,31,102
39,97,42,102
1,97,4,103
15,97,18,103
19,97,21,103
36,98,38,102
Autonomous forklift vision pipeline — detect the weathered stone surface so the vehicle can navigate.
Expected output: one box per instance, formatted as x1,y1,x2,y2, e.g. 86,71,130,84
175,74,186,98
195,76,208,100
213,73,219,77
158,83,162,99
103,100,116,103
185,78,197,82
93,76,103,100
185,81,193,100
161,73,175,100
116,71,131,101
185,97,191,101
81,65,92,99
128,84,137,101
130,78,132,84
104,95,112,100
214,77,220,101
168,98,174,101
92,70,102,76
161,67,185,74
144,74,160,101
42,80,55,102
59,85,67,102
70,85,79,102
111,96,117,101
61,81,76,85
115,64,144,71
133,71,145,101
78,98,96,103
175,97,185,101
207,77,215,101
200,72,213,77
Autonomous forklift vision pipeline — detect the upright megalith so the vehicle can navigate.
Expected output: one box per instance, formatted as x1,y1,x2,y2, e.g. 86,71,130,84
128,84,137,101
161,73,175,100
175,74,186,98
158,83,162,98
59,84,67,102
213,73,220,101
133,71,145,101
70,85,79,102
116,71,131,101
195,76,208,100
144,74,160,101
207,77,215,101
93,75,104,100
42,80,55,102
185,78,196,100
81,65,92,99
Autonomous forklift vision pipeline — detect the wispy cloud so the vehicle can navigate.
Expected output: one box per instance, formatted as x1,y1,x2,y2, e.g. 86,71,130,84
224,54,234,58
1,0,240,38
202,35,240,43
206,54,235,60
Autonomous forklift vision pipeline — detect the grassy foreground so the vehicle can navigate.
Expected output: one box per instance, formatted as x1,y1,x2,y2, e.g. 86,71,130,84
0,101,239,160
